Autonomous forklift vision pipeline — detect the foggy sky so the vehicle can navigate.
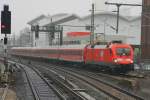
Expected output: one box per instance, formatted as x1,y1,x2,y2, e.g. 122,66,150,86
0,0,142,36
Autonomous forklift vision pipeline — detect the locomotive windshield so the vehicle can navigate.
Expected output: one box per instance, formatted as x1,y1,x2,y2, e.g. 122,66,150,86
116,48,131,56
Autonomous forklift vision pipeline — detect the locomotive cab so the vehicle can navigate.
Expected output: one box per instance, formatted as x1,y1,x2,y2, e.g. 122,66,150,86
84,41,134,73
109,42,134,72
110,44,134,64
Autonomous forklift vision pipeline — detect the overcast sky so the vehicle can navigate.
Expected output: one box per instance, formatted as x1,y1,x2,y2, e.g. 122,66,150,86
0,0,142,37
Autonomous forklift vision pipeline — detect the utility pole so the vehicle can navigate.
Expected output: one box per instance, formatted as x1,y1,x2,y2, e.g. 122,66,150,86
105,2,142,34
141,0,150,60
90,3,95,44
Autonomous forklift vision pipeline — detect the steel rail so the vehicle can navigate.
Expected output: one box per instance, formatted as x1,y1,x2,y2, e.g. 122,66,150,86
8,59,64,100
8,60,86,100
8,58,144,100
21,66,41,100
15,64,64,100
33,64,119,100
29,64,88,100
57,66,144,100
35,62,144,100
30,65,82,100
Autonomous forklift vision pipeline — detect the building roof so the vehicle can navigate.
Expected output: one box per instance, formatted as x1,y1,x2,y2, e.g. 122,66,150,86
27,14,47,25
81,11,141,22
51,13,68,18
27,12,141,27
44,14,80,26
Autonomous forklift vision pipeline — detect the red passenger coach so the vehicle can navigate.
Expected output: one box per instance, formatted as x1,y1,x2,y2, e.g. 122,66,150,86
11,45,85,62
10,42,134,73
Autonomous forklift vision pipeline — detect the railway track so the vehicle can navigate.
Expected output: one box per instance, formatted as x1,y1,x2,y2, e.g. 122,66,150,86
18,64,62,100
9,57,145,100
9,60,87,100
96,73,141,87
28,61,144,100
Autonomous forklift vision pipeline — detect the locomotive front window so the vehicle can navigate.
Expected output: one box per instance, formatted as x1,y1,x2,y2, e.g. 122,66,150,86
116,48,131,56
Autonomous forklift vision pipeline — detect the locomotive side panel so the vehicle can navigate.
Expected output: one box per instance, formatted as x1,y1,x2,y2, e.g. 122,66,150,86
93,49,100,62
103,49,113,63
84,48,94,63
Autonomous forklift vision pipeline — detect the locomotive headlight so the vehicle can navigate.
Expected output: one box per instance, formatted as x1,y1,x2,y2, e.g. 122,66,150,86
113,58,123,63
129,59,133,63
113,59,118,63
114,58,133,63
126,59,133,63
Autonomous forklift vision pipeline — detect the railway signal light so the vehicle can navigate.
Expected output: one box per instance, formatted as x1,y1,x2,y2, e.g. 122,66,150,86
35,25,39,38
49,25,55,39
1,5,11,34
31,25,35,31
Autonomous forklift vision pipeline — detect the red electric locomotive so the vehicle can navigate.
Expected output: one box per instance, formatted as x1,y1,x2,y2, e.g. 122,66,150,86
84,42,134,72
10,41,134,73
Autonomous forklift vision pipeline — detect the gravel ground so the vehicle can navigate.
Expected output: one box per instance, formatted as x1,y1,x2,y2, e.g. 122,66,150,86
137,75,150,100
0,88,16,100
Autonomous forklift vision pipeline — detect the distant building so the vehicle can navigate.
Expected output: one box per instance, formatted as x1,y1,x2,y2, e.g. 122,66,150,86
18,27,33,47
63,32,129,45
27,12,141,47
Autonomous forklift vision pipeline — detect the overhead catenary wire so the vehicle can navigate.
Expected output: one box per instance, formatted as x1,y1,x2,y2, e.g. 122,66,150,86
105,2,142,34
